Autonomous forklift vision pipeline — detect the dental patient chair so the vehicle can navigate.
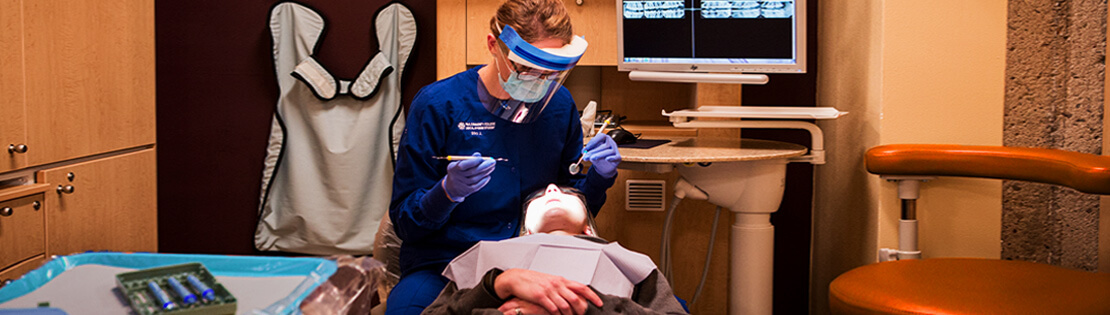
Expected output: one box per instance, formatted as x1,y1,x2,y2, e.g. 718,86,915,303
829,144,1110,314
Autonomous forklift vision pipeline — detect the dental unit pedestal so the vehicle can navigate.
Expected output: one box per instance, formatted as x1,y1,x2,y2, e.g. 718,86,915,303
620,106,843,315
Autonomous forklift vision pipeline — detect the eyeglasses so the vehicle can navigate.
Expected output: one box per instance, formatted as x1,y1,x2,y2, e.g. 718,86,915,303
507,59,561,81
498,48,562,81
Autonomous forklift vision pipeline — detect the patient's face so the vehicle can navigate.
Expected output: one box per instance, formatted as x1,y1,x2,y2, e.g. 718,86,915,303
524,184,588,235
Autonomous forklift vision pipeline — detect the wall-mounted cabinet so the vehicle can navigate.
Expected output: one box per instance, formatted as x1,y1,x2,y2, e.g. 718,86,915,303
21,0,156,166
0,0,156,279
440,0,617,77
2,0,155,172
0,0,27,173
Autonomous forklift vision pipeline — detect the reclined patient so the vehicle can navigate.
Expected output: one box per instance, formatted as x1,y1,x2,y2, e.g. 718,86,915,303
423,184,688,315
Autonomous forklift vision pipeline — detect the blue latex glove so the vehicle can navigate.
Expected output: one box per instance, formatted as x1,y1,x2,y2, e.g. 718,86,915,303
442,152,497,201
584,135,621,178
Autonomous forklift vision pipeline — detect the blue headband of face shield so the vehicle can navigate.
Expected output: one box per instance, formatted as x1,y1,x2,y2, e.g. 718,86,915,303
498,25,587,71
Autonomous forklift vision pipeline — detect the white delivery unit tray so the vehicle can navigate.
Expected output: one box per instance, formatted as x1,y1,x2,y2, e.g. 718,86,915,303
662,106,847,121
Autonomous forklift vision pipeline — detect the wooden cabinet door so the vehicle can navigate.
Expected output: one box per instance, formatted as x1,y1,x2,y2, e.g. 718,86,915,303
564,0,617,65
38,149,157,256
465,0,617,66
22,0,155,166
0,187,47,270
0,0,27,172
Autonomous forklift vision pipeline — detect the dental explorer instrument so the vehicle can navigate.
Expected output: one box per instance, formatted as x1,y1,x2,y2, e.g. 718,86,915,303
432,155,509,162
569,118,612,174
594,117,613,137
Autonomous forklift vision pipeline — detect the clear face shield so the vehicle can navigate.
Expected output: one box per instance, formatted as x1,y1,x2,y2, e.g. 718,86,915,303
519,184,599,237
487,25,588,124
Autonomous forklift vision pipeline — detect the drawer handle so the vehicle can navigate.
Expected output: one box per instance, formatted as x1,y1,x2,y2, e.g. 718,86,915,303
7,144,28,154
0,207,11,216
57,185,75,194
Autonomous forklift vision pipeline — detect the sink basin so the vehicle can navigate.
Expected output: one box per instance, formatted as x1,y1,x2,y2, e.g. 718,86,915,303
676,159,788,213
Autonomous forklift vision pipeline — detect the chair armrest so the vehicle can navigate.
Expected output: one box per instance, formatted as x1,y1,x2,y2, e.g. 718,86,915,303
866,144,1110,195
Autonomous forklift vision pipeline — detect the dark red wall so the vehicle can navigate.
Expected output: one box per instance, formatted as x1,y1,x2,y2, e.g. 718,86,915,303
155,0,437,255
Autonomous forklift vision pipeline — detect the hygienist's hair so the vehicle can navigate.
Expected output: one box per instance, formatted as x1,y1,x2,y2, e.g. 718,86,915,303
489,0,574,45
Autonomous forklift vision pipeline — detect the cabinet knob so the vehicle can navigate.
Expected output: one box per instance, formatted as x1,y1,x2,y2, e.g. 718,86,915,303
0,207,11,216
57,185,75,194
7,144,28,154
576,0,583,5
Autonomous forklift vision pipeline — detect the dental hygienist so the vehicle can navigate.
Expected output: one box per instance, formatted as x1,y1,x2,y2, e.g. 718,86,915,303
387,0,622,314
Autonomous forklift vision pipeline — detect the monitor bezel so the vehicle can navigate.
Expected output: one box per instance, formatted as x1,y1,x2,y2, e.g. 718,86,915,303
615,0,807,74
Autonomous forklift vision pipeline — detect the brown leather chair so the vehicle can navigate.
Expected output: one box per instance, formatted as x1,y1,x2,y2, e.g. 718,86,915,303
829,144,1110,314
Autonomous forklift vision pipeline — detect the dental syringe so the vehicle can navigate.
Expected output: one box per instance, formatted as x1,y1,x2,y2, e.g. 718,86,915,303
433,155,509,162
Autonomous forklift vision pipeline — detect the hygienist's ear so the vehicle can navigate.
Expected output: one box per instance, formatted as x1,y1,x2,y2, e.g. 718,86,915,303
486,33,499,55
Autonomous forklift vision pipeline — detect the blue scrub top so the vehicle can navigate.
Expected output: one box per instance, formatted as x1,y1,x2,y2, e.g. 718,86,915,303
390,66,615,275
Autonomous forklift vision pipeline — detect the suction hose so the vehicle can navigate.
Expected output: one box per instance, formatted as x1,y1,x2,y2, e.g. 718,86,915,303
661,177,710,294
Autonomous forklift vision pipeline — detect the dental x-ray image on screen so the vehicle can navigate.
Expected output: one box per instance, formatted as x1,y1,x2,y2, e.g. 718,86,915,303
617,0,806,73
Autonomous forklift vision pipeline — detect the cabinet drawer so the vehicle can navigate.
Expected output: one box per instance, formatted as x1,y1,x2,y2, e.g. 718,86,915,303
0,187,47,270
0,254,46,288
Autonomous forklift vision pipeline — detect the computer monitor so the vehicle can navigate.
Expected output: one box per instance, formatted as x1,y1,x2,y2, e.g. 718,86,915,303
616,0,806,75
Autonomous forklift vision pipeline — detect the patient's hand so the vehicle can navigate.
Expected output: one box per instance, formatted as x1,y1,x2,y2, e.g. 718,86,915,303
499,298,551,315
493,269,603,315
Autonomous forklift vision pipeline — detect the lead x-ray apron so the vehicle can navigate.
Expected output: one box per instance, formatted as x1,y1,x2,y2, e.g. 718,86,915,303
256,2,416,255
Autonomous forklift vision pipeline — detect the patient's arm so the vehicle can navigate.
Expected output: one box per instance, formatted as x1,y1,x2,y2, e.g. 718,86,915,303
494,268,602,315
423,268,598,315
422,280,504,315
590,270,688,315
421,269,688,315
498,298,552,315
499,271,688,315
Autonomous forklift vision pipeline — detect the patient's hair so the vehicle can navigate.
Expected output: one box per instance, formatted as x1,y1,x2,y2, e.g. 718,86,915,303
489,0,574,46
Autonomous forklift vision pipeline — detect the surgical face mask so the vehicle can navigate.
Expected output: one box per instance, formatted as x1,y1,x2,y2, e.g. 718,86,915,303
498,63,556,103
523,184,589,235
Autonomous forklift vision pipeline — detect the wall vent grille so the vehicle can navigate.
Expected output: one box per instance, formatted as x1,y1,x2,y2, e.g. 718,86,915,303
626,179,665,211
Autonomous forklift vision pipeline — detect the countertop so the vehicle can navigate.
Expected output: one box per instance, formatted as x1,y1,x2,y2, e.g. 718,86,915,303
616,136,808,164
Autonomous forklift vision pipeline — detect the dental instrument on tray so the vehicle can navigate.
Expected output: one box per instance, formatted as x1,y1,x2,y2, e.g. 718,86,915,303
432,155,509,162
570,118,612,174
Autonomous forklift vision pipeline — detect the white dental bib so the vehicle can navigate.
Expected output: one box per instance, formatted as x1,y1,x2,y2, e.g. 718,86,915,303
442,234,657,298
256,2,416,255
